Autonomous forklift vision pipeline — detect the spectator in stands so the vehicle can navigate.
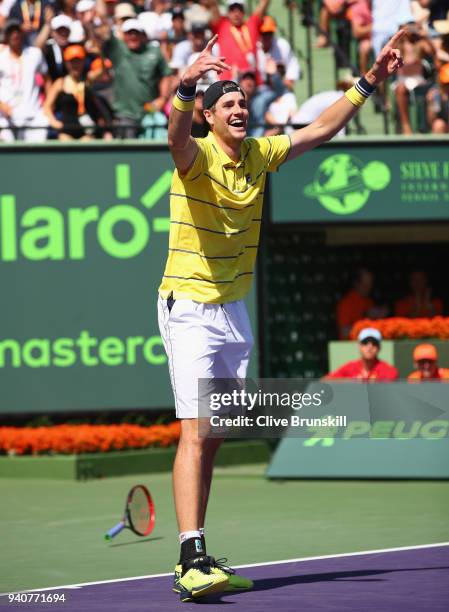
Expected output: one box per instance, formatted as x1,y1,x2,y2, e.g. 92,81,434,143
257,15,300,91
36,14,72,81
57,0,77,20
43,44,109,139
86,54,114,123
316,0,347,48
138,0,173,38
408,343,449,380
291,78,353,136
0,20,49,142
427,62,449,130
207,0,270,82
191,88,208,137
0,0,17,31
393,24,435,134
183,33,219,93
394,269,443,317
238,58,284,136
162,6,187,62
372,0,413,57
411,0,432,29
184,0,211,27
418,0,449,35
74,0,103,54
75,0,96,37
170,5,186,42
325,327,399,381
433,22,449,63
96,0,118,27
170,20,211,75
6,0,53,45
346,0,372,75
76,0,95,22
96,17,171,137
336,267,388,339
113,2,137,40
264,87,297,135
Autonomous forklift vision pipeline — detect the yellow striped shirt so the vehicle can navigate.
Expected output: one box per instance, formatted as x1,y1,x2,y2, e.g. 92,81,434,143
159,131,291,303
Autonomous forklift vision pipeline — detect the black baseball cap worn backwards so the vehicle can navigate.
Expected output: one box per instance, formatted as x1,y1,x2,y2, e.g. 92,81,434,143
203,80,245,109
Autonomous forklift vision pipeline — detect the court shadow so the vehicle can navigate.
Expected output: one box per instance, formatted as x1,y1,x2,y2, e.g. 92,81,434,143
242,565,449,593
108,537,164,547
200,565,449,603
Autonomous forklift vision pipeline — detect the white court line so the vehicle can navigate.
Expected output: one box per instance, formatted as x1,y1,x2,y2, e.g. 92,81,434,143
2,541,449,596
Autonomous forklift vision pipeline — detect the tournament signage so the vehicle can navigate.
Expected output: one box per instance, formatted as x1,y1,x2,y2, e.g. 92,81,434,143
271,138,449,223
266,381,449,479
0,143,255,414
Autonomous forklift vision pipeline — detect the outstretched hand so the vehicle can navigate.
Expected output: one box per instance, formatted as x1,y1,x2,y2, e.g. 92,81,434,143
366,29,405,86
181,35,231,87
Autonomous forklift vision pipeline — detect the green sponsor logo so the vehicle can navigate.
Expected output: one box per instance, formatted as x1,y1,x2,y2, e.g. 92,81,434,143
0,331,166,368
304,153,391,215
0,164,172,262
303,419,449,445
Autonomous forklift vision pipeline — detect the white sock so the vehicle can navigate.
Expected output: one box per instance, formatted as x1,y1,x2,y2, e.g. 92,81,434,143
179,530,201,544
199,527,205,536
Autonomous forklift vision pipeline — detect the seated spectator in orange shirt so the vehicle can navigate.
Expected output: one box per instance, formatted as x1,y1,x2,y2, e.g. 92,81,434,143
325,328,399,381
336,268,387,339
395,270,443,318
408,344,449,381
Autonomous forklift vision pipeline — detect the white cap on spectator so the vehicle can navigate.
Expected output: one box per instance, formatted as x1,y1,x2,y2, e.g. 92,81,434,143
69,20,86,43
51,14,73,30
357,328,382,343
115,3,136,19
122,18,145,33
226,0,245,7
76,0,95,12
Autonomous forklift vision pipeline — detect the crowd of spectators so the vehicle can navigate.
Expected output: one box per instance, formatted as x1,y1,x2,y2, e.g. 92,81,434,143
2,1,449,140
0,0,304,141
315,0,449,134
325,327,449,381
336,267,444,340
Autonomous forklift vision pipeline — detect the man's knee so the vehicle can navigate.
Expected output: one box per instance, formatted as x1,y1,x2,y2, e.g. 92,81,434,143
178,420,224,456
178,419,210,450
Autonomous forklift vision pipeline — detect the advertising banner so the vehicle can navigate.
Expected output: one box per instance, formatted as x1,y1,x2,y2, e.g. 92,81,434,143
265,381,449,479
0,144,258,414
271,139,449,223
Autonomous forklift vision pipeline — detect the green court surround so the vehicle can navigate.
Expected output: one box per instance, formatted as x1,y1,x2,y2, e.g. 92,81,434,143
1,467,448,593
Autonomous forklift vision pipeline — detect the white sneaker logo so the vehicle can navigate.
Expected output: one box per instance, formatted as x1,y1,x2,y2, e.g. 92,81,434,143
195,539,203,553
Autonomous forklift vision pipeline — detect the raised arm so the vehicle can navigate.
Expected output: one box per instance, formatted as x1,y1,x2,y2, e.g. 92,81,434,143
253,0,271,18
203,0,222,27
286,29,405,161
34,5,54,50
168,35,230,174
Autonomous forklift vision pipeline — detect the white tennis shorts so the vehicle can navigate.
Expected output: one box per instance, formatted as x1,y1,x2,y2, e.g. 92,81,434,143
157,296,254,418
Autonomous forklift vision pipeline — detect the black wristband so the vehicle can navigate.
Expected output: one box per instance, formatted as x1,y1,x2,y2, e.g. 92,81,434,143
356,76,376,98
177,82,196,101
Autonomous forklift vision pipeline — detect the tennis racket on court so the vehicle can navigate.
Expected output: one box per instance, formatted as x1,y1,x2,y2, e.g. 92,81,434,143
105,484,155,541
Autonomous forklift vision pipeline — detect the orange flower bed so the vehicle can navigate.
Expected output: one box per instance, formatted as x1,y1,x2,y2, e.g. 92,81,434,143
0,422,181,456
350,316,449,340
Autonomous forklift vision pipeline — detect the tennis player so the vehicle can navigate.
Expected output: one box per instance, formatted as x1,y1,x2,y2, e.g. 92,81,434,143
158,30,404,602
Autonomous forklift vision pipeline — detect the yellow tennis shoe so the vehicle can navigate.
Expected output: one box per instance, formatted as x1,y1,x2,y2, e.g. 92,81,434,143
176,556,229,602
174,556,253,597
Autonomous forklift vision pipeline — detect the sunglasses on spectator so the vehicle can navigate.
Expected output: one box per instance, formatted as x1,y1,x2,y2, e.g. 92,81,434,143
360,339,380,347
